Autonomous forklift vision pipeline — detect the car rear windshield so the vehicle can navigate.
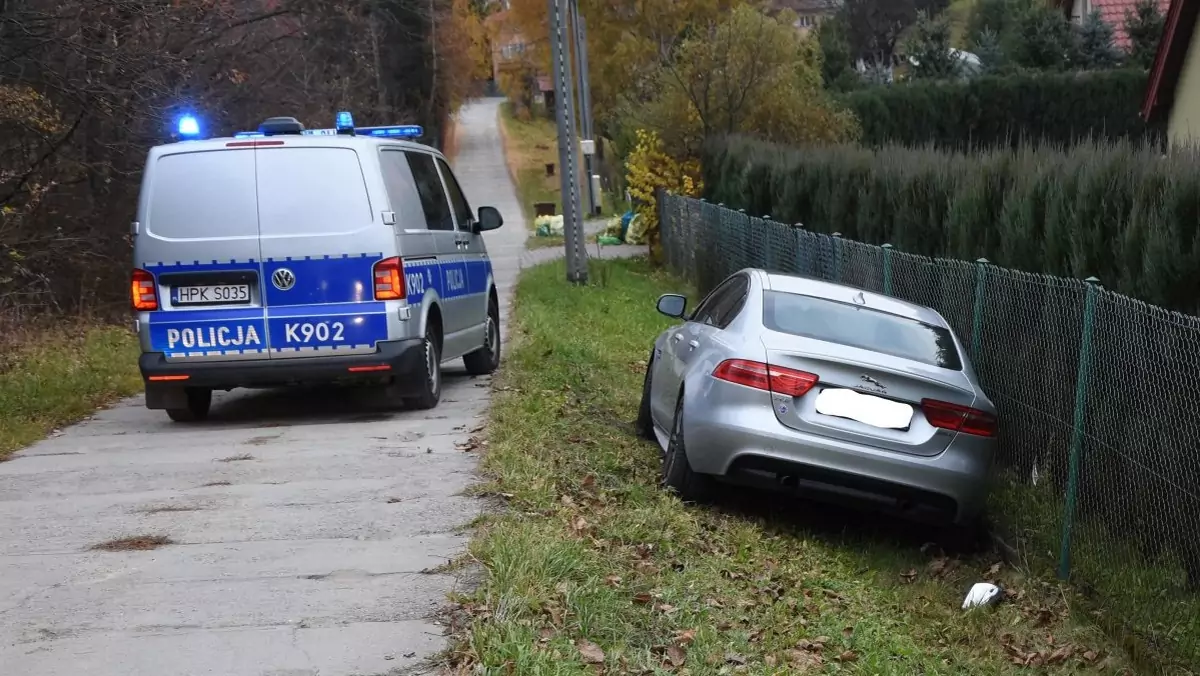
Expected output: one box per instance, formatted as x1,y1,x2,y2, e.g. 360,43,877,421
762,291,963,370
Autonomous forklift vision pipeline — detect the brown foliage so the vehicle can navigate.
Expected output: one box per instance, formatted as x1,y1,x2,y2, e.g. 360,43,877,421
0,0,482,320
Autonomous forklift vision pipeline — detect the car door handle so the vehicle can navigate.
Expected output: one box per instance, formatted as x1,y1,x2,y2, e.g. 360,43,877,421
687,340,699,350
671,334,683,343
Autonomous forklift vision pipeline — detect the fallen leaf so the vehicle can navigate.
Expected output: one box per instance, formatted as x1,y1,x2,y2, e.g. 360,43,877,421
666,644,686,667
986,562,1002,577
581,474,596,489
724,652,747,665
842,626,854,640
605,575,622,587
788,649,824,671
1047,645,1074,664
674,628,697,645
1082,650,1098,662
632,592,653,604
901,568,918,583
928,558,949,577
577,639,605,664
656,603,676,613
835,650,858,662
538,627,555,643
561,495,576,507
571,516,589,533
764,654,778,667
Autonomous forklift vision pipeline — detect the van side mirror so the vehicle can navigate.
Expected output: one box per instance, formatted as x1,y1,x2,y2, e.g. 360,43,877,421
477,206,503,232
656,294,688,319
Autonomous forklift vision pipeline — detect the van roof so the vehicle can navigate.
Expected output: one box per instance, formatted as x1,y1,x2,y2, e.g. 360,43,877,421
150,134,440,157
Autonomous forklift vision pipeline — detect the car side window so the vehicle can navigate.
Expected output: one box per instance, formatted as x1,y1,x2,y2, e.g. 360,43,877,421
710,276,750,329
691,277,740,326
405,152,455,231
436,158,473,229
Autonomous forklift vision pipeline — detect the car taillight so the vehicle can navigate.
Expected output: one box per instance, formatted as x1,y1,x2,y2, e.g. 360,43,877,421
712,359,818,397
373,257,405,301
131,268,158,311
922,399,997,437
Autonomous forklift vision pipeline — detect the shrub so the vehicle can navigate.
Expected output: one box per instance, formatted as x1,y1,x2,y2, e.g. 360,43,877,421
840,69,1163,150
703,136,1200,314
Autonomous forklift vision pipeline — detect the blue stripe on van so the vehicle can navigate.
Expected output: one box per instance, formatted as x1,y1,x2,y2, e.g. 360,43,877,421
143,254,492,358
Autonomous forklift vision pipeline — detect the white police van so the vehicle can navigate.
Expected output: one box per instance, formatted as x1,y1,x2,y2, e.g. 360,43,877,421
132,112,504,422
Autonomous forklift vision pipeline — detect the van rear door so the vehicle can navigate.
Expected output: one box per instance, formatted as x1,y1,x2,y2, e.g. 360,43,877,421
253,144,392,359
139,147,269,361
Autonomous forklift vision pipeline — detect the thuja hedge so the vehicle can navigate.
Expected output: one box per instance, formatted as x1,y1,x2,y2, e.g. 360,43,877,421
840,69,1164,149
703,136,1200,314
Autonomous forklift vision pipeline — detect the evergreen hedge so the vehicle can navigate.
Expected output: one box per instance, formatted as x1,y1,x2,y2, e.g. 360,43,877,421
703,136,1200,314
840,69,1164,149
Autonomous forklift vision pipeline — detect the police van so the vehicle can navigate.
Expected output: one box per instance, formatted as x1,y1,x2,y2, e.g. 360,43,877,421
131,112,504,422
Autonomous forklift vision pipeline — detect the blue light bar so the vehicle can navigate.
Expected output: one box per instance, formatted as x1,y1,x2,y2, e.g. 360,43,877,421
336,111,354,130
178,115,201,138
358,125,423,138
233,131,264,139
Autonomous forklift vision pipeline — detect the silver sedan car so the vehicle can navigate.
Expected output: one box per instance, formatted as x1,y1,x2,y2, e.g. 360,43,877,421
635,269,997,526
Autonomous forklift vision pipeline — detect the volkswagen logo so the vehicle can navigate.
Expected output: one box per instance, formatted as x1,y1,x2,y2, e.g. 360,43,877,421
272,268,296,291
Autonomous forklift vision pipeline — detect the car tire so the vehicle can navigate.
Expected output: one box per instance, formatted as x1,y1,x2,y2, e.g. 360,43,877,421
463,296,501,376
661,391,714,503
403,322,442,411
166,388,212,423
635,350,656,441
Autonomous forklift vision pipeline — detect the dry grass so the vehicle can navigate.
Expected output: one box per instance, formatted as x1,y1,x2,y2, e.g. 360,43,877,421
90,535,174,552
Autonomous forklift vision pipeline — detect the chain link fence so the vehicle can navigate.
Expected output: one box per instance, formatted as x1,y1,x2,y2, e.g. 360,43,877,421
659,192,1200,668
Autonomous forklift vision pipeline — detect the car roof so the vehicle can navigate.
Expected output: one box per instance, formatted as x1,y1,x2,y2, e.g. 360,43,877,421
755,269,949,328
150,134,438,157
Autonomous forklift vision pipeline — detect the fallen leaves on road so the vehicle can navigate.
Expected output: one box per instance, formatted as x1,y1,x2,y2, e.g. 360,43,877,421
577,639,605,664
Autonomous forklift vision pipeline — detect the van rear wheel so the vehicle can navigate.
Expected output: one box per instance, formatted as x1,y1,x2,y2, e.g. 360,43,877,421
463,297,501,376
402,323,442,410
166,388,212,423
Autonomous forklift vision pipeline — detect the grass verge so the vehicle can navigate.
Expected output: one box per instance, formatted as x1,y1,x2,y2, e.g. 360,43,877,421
448,257,1133,674
496,102,625,238
0,324,141,461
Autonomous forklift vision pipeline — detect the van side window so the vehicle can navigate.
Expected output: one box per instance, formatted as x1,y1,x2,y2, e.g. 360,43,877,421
405,152,454,231
436,158,473,229
379,149,418,215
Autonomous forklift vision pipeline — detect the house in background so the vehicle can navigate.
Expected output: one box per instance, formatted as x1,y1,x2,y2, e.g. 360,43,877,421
1061,0,1171,48
484,5,554,110
765,0,842,37
1142,0,1200,145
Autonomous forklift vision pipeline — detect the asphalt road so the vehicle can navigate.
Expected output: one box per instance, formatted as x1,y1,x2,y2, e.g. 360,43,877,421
0,98,527,676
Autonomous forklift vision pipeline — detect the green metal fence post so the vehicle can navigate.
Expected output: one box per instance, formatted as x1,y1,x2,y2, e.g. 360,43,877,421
1058,276,1101,581
831,232,842,283
881,243,894,295
971,258,990,362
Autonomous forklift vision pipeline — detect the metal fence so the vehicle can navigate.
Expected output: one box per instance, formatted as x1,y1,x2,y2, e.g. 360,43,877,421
659,192,1200,668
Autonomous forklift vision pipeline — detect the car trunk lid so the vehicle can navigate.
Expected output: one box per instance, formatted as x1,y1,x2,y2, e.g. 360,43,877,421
761,331,978,457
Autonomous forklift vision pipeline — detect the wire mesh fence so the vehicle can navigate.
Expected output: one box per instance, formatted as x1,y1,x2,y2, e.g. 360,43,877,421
659,192,1200,668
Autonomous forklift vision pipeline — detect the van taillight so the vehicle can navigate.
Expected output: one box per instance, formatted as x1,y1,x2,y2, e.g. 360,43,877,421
373,257,405,301
131,269,158,311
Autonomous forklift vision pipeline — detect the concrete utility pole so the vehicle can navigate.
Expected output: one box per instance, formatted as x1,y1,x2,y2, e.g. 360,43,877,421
569,0,598,217
548,0,588,283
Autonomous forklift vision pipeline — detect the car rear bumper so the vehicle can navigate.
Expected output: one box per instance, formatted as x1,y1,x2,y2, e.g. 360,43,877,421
139,338,426,404
681,387,992,525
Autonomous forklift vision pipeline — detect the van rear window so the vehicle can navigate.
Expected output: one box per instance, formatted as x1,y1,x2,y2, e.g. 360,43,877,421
148,150,258,239
256,147,372,235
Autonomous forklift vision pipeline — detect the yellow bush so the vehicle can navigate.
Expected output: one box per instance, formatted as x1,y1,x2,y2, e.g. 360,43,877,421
623,129,702,261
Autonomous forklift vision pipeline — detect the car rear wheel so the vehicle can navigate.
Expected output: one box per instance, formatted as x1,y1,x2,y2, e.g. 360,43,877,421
463,296,501,376
166,388,212,423
661,392,713,502
403,323,442,410
635,351,656,441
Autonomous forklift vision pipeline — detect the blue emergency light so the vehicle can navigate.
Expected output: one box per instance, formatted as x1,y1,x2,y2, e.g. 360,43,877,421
177,115,201,139
336,111,355,133
359,125,423,138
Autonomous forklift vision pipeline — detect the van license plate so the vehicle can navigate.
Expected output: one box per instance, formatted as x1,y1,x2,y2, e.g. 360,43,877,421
173,284,251,306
